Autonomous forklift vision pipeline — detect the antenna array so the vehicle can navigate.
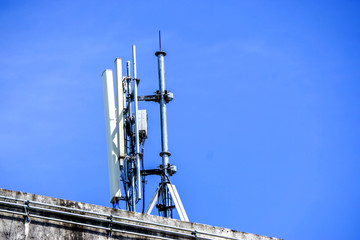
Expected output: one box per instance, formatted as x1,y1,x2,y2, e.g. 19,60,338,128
101,35,188,221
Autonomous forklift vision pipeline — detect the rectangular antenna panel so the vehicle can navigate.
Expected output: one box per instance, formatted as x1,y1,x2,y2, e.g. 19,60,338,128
102,69,121,204
114,58,125,161
133,109,148,139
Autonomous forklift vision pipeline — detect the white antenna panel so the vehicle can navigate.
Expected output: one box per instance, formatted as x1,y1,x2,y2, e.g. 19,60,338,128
102,69,121,204
114,58,126,160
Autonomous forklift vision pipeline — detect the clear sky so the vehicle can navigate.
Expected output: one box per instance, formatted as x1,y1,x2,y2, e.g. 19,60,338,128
0,1,359,239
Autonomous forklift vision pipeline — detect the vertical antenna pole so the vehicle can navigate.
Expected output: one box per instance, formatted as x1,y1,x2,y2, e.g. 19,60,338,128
132,45,142,201
156,51,169,176
155,43,172,217
126,60,136,211
122,65,128,209
123,61,130,211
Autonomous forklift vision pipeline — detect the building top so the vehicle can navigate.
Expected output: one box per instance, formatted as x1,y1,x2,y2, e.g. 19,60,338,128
0,188,281,240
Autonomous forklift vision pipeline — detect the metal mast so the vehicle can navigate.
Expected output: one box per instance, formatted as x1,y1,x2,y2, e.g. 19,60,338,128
144,32,188,220
156,41,172,218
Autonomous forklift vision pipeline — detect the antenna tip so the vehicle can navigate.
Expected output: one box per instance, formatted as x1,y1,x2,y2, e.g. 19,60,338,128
158,30,162,51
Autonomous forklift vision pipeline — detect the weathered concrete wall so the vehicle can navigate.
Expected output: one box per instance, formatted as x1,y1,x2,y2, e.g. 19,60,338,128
0,188,281,240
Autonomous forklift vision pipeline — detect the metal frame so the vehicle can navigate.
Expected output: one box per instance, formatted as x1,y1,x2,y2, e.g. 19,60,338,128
102,37,188,222
132,45,142,201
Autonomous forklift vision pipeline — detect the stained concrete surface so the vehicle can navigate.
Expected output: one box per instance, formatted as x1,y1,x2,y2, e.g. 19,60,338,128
0,188,281,240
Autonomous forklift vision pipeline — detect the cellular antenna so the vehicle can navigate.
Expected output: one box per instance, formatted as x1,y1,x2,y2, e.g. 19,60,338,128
101,34,188,221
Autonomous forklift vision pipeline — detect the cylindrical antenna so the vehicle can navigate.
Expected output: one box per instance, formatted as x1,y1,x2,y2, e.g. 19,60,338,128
132,45,142,201
126,61,132,120
132,45,137,79
156,52,169,171
126,61,131,77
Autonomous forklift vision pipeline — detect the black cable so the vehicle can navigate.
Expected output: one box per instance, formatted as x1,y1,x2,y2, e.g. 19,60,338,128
119,164,131,211
141,140,146,214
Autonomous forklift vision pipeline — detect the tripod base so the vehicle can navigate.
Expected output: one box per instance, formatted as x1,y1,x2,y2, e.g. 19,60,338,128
145,183,189,222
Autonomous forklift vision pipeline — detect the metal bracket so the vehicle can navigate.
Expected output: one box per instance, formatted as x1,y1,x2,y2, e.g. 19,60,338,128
138,94,158,102
141,169,162,176
141,163,177,176
133,78,140,85
162,90,174,103
107,215,113,237
138,90,174,103
156,204,175,212
192,230,198,240
24,200,31,223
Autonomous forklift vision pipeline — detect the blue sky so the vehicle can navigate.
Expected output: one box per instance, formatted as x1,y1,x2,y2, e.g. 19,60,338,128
0,1,359,239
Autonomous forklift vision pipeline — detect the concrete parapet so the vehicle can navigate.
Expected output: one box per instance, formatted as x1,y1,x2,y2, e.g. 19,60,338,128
0,188,280,240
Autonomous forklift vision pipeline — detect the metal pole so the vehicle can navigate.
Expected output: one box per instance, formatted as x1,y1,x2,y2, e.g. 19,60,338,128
122,62,130,211
156,51,169,176
126,60,135,212
123,62,129,211
132,45,142,200
155,50,172,217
